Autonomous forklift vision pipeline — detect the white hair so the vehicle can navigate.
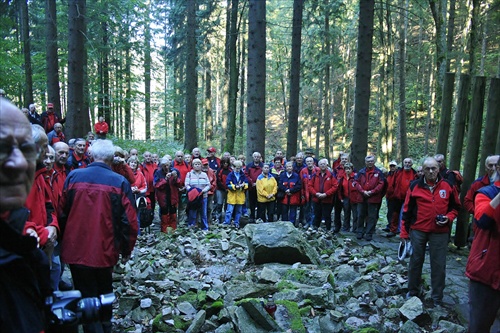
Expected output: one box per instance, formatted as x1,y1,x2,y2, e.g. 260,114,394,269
89,139,114,163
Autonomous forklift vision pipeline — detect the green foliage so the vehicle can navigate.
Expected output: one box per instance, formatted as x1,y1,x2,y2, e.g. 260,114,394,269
364,263,379,274
152,314,169,332
276,280,298,291
110,137,184,157
283,269,308,284
275,300,306,333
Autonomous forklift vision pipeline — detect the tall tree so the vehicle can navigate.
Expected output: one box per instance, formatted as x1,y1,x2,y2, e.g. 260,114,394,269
67,0,89,138
18,0,33,105
397,0,409,160
184,0,198,151
45,0,61,117
428,0,446,108
224,0,239,154
246,0,266,160
144,4,152,140
351,0,375,169
286,0,304,158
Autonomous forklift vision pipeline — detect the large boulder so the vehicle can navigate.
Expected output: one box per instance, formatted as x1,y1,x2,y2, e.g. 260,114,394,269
244,222,320,265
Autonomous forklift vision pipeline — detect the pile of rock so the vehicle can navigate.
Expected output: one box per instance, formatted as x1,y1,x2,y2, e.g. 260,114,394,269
112,222,468,333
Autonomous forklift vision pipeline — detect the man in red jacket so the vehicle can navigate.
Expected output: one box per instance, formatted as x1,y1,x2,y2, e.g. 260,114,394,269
308,159,339,232
400,157,460,307
354,155,386,241
466,158,499,332
60,139,138,333
94,116,109,139
463,154,499,214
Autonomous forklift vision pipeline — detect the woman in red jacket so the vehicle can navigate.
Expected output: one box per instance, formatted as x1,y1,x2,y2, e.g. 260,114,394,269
339,163,362,233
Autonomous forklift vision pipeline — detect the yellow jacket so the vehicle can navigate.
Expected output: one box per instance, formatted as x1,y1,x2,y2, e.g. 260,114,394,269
226,171,248,205
256,173,277,203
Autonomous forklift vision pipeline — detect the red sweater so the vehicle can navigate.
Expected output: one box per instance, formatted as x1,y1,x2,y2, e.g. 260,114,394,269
463,174,491,214
94,121,109,135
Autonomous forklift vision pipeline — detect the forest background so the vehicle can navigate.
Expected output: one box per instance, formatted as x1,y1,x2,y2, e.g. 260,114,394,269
0,0,499,173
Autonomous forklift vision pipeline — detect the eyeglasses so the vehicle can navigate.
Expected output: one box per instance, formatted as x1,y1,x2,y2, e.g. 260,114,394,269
45,155,55,161
0,142,40,164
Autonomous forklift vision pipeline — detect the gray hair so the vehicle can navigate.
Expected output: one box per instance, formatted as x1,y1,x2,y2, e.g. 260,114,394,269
31,124,48,145
89,139,114,163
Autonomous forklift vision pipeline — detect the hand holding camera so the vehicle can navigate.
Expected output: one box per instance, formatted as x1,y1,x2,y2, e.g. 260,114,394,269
436,214,448,226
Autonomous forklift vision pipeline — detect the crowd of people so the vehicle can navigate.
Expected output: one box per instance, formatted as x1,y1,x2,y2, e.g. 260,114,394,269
1,97,499,332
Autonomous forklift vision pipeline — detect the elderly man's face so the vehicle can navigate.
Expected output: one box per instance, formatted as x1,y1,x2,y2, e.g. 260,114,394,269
75,140,86,155
318,160,328,171
435,156,446,170
423,159,439,182
192,148,201,157
55,145,69,165
54,124,63,133
253,153,261,163
340,155,349,165
152,154,159,163
365,157,375,168
403,158,413,170
295,155,304,164
174,152,183,163
275,151,283,158
44,151,55,171
306,157,314,168
485,156,499,177
143,152,152,163
184,154,192,164
129,149,138,157
286,163,293,173
0,101,37,211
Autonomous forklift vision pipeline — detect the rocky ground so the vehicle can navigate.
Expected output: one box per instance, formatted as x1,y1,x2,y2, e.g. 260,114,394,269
103,217,499,333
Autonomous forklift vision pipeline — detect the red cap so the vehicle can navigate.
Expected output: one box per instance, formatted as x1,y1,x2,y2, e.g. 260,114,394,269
47,103,54,108
201,158,209,165
207,147,216,153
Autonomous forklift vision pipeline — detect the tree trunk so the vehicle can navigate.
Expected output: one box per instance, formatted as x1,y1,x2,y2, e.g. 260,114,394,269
455,76,486,248
125,44,132,140
67,0,89,139
246,0,266,160
398,0,409,161
445,0,456,72
351,0,375,170
323,5,331,162
436,72,455,155
468,0,480,76
478,78,500,175
225,0,239,154
45,0,61,118
19,0,33,105
238,33,246,143
144,12,152,140
428,0,446,110
205,64,213,141
184,0,198,151
102,19,111,134
286,0,304,159
449,74,471,171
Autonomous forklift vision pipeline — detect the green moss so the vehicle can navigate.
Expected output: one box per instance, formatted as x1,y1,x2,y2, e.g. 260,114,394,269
173,316,191,330
197,290,207,305
177,291,198,307
204,233,221,239
364,263,379,273
353,328,379,333
275,300,306,333
299,305,312,317
152,314,169,332
276,280,298,291
283,269,308,284
320,249,334,255
327,273,335,288
234,297,260,306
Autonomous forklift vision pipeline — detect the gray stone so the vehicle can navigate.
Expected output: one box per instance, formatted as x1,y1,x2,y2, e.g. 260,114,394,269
186,310,206,333
239,299,279,331
127,306,156,324
117,296,139,316
221,239,230,251
437,320,466,333
399,296,424,321
274,302,306,333
333,264,358,289
177,301,197,316
223,280,276,304
258,267,280,283
244,222,320,265
399,320,423,333
345,316,365,329
214,322,234,333
140,298,152,309
233,305,269,333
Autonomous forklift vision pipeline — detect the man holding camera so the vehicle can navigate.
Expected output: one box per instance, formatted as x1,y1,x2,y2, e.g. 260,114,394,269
400,157,460,307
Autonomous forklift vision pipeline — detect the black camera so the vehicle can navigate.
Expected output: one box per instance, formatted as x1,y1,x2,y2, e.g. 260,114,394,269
46,290,115,327
436,214,447,222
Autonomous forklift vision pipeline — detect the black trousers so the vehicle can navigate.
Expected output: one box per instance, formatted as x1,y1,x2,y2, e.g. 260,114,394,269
70,265,113,333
